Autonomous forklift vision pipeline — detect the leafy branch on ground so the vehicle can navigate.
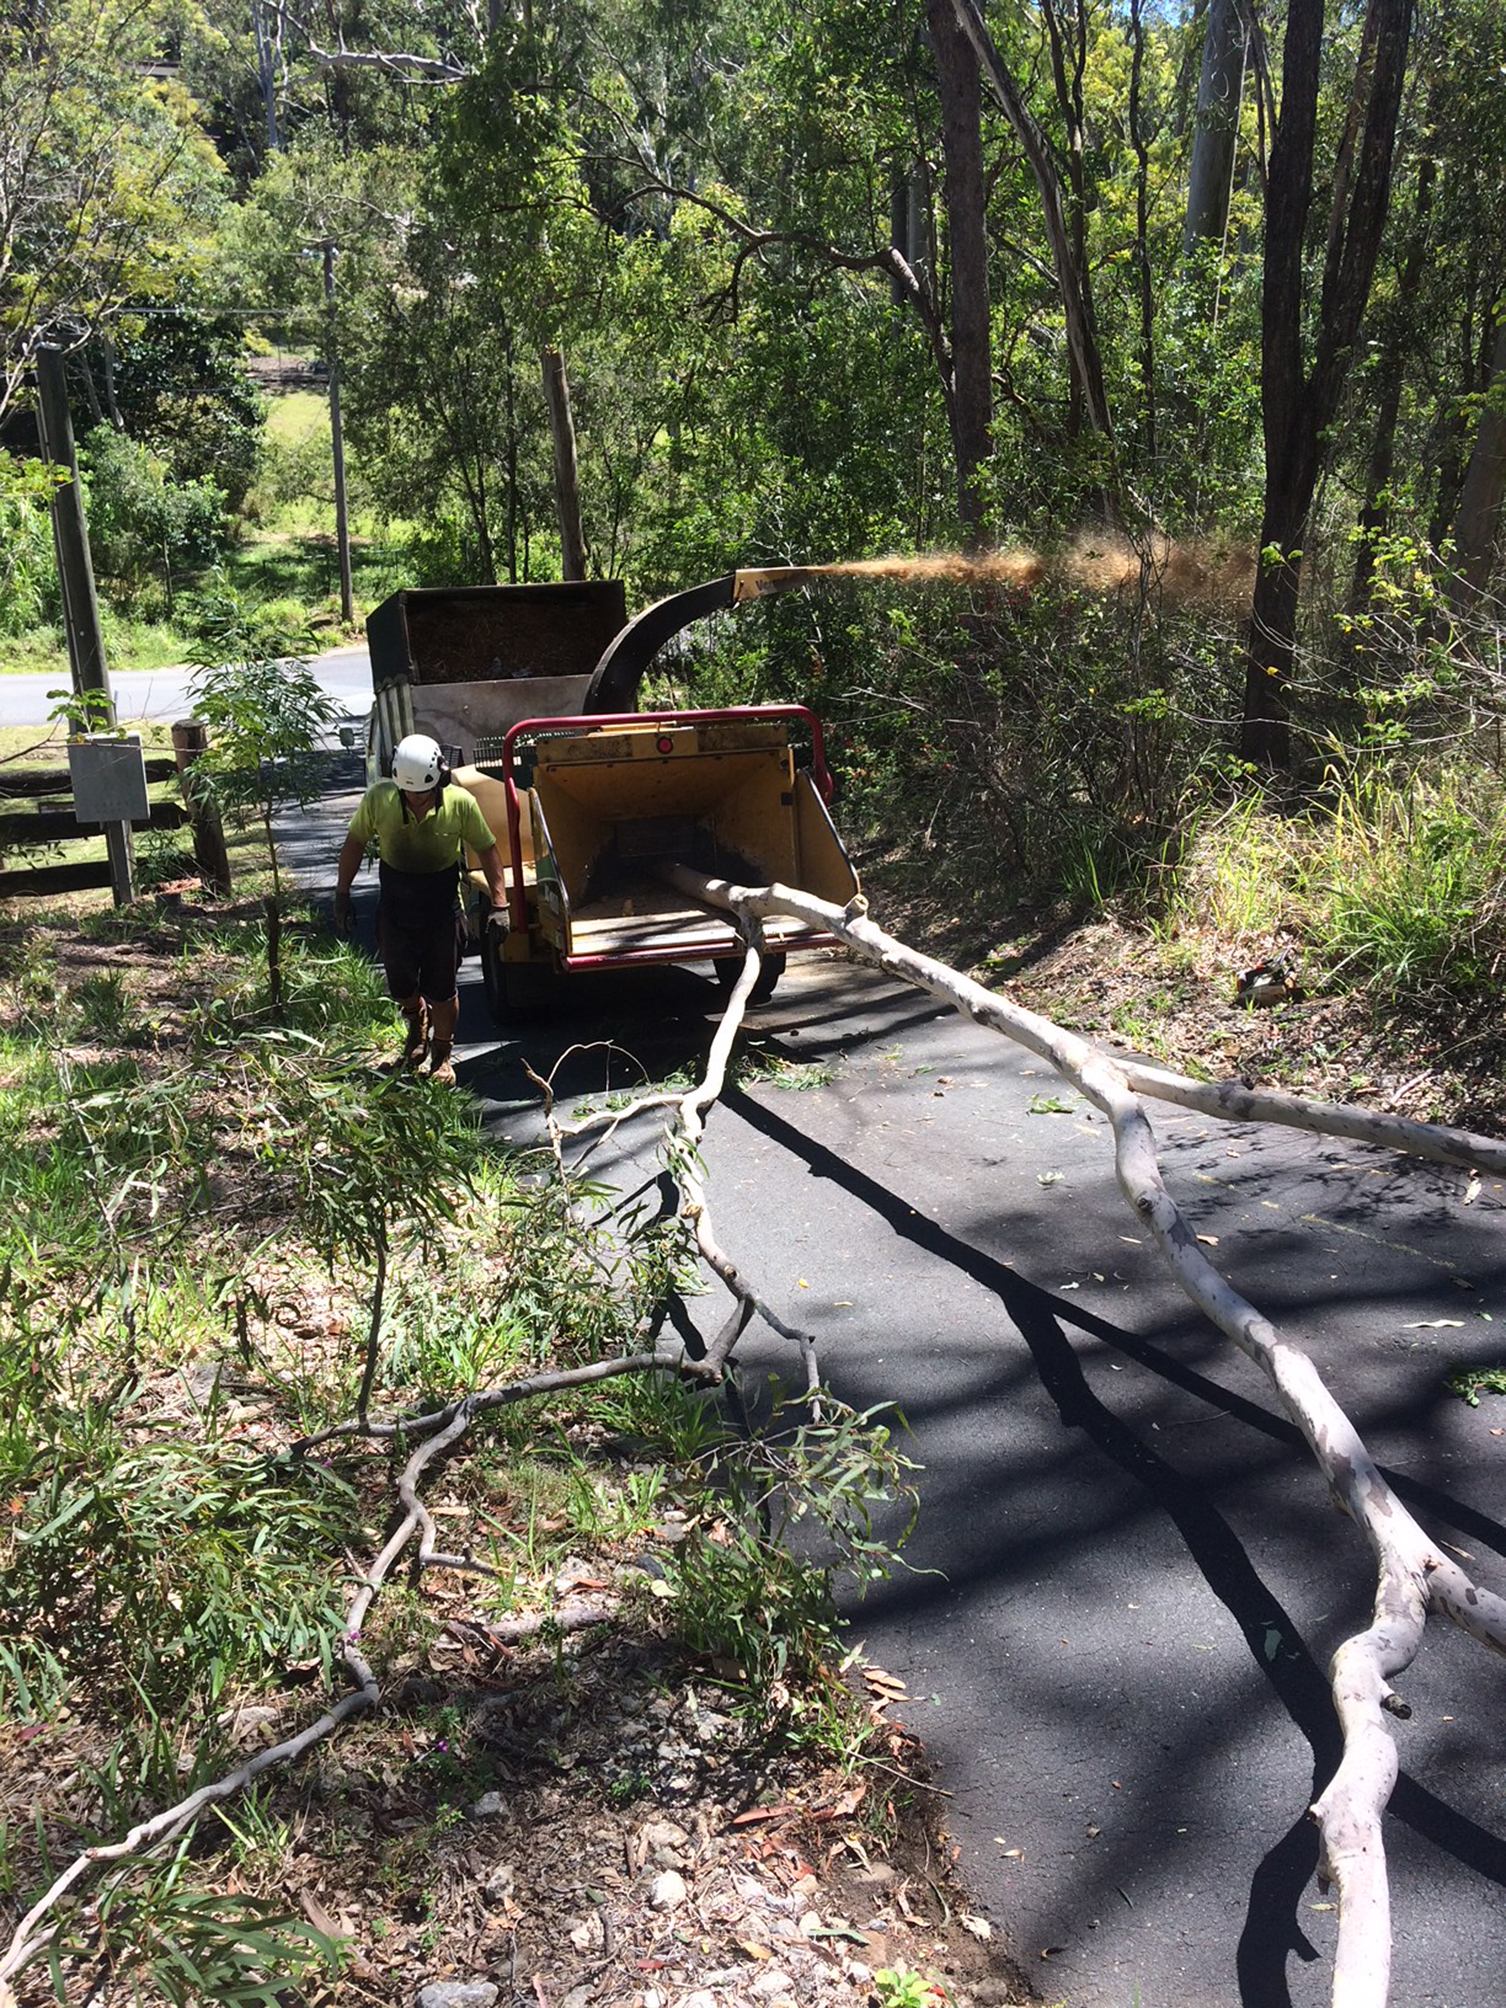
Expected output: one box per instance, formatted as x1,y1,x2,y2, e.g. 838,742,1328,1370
0,909,922,2003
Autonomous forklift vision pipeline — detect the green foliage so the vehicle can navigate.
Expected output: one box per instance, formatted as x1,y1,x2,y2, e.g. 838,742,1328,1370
45,684,118,736
1447,1364,1506,1407
186,930,391,1046
1314,771,1506,1002
873,1968,948,2008
212,1040,482,1423
0,1058,200,1263
1165,762,1506,1011
0,1323,357,1710
188,594,334,807
379,1264,530,1395
187,586,340,910
246,1044,478,1271
0,453,62,636
82,425,227,614
664,1396,919,1736
2,904,931,1996
68,1842,347,2006
489,1173,690,1368
0,0,226,424
795,568,1242,904
91,305,266,509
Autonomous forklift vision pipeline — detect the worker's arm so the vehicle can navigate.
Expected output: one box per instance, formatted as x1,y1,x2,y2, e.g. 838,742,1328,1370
476,842,508,911
333,830,367,932
335,830,366,896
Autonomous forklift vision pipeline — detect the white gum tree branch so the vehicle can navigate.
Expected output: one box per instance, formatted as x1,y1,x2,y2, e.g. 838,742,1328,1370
662,863,1506,2008
262,1,473,83
1,941,795,1994
541,916,823,1397
1116,1059,1506,1176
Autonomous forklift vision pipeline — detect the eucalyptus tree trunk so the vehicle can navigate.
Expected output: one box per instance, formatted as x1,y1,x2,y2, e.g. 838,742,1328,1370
324,243,354,625
927,0,993,548
250,0,282,153
889,163,929,306
1183,0,1249,253
1448,309,1506,606
1349,158,1434,613
1240,0,1414,770
542,345,589,581
1128,0,1158,462
947,0,1116,456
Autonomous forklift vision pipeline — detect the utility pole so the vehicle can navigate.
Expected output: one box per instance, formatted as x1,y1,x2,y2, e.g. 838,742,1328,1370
35,344,133,905
323,241,355,626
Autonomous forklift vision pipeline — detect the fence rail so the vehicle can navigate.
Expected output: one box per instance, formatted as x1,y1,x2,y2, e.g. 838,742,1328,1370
0,859,117,898
0,801,188,849
0,757,194,902
1,759,180,797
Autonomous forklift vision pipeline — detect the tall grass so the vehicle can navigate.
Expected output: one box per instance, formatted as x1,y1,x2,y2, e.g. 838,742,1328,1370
1169,764,1506,1008
1316,770,1506,999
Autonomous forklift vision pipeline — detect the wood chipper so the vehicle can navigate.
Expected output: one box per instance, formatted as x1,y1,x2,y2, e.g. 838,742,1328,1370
454,705,858,1018
363,572,863,1021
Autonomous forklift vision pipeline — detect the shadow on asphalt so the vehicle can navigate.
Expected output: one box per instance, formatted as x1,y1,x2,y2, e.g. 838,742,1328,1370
296,787,1506,2004
724,1086,1506,2008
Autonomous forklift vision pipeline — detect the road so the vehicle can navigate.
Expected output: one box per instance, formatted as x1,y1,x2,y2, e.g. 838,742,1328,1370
0,644,372,730
290,771,1506,2008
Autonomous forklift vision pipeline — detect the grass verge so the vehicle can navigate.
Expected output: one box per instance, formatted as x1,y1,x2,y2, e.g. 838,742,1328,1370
0,884,972,2008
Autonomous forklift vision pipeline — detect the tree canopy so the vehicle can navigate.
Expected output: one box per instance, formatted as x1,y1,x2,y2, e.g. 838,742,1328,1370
2,0,1503,779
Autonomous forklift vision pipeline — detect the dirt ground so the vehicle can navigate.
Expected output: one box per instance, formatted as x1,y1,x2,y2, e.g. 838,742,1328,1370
1,906,1039,2008
4,1603,1034,2008
859,853,1506,1141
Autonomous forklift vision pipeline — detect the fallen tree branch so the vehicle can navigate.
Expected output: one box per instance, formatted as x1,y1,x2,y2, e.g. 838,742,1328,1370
538,916,823,1400
664,863,1506,2008
291,1350,669,1456
1117,1058,1506,1176
1,942,784,1993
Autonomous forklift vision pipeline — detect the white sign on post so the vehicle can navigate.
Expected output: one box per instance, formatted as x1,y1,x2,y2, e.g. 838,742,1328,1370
67,734,150,823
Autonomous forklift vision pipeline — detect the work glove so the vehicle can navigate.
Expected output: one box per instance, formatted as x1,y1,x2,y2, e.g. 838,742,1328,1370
333,889,354,936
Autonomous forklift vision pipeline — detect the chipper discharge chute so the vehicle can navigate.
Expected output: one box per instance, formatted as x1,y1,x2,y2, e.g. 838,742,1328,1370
456,704,859,1022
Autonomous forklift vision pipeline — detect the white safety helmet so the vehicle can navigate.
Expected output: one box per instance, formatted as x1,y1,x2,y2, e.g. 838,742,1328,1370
391,733,447,791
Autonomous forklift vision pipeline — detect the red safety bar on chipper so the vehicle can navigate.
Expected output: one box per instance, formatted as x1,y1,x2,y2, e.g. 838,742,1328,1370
497,704,834,933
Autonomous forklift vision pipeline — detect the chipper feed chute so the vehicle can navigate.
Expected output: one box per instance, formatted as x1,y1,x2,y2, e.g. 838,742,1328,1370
458,705,859,1021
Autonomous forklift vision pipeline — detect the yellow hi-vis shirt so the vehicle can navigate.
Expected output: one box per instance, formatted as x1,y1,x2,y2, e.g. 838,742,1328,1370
347,781,497,874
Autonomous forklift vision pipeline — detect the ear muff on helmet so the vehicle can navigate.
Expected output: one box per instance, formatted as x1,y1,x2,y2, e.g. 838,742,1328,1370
391,734,448,791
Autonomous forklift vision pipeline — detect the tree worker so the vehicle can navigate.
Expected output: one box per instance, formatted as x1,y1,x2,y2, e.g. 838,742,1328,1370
333,733,507,1084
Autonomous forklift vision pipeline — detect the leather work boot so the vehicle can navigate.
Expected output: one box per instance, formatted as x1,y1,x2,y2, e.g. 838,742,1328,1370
425,1040,456,1086
401,1005,428,1068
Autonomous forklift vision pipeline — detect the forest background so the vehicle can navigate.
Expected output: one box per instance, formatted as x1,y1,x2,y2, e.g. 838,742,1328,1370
3,0,1506,1052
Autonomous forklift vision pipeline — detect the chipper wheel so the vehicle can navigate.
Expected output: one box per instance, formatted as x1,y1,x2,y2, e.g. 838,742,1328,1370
713,949,785,1007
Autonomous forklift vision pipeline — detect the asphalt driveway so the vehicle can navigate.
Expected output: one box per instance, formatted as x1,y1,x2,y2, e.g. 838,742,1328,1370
293,770,1506,2006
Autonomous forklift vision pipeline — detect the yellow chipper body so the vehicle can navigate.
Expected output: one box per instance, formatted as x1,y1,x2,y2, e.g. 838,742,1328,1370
454,704,858,1020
